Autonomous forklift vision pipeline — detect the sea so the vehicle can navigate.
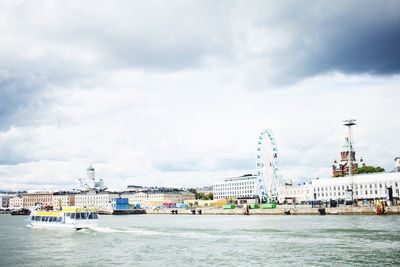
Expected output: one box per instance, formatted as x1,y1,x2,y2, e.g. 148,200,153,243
0,214,399,266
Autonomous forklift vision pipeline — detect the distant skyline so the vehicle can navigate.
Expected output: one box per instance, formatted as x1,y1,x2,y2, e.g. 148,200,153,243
1,1,400,191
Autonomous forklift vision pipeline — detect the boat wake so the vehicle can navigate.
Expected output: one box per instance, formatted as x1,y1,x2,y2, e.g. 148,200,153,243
85,226,227,239
87,226,166,236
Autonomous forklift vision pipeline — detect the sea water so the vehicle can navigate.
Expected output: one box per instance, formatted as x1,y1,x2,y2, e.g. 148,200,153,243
0,214,399,266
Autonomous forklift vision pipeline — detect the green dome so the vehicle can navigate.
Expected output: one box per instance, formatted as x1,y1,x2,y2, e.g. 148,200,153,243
87,165,95,171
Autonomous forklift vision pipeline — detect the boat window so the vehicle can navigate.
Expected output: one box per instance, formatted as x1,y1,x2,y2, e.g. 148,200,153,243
81,213,87,219
76,213,81,220
35,216,41,221
31,216,35,221
48,217,53,222
71,213,75,219
65,213,71,217
41,217,46,222
51,217,56,222
57,217,62,222
93,213,98,219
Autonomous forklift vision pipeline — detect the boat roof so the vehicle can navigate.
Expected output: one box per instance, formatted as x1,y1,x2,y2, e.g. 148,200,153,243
63,207,97,212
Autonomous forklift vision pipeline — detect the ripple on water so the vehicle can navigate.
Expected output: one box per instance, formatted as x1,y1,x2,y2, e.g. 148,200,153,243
1,215,400,266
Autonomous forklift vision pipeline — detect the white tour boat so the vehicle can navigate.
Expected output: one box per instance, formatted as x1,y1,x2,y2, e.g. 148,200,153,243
29,207,98,230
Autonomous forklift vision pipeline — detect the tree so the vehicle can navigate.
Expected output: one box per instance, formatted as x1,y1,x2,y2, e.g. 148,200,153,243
355,165,385,174
188,188,199,199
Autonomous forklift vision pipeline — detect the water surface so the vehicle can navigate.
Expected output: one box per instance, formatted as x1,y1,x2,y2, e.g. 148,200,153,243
1,214,399,266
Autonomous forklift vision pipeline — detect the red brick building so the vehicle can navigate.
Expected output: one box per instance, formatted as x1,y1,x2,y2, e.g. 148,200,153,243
332,137,365,177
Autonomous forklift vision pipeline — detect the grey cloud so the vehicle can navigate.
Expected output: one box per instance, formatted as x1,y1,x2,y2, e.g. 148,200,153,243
0,1,234,130
238,0,400,85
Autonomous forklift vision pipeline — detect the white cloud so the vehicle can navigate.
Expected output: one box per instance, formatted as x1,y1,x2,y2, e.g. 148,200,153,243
0,1,399,191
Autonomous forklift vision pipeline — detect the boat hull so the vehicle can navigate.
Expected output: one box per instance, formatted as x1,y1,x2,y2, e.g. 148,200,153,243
30,220,98,230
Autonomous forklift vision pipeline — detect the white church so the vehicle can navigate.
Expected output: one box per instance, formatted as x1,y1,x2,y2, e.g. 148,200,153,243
76,165,106,192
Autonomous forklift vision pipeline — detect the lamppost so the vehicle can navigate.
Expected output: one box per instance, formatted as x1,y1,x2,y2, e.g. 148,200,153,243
343,119,356,204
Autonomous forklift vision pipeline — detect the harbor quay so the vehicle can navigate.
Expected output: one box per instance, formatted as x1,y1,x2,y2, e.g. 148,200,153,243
144,205,400,216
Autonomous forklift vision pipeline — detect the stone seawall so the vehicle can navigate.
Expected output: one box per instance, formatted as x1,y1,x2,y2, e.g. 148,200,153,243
145,206,400,215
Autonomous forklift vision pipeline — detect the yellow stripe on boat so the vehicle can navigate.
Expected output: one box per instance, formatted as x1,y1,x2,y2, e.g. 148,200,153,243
35,211,61,216
62,207,97,212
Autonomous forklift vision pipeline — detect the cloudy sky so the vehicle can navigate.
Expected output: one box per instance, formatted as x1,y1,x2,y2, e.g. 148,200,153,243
0,0,399,191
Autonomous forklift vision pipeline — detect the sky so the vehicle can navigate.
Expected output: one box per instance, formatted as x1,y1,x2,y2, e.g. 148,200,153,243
0,0,399,191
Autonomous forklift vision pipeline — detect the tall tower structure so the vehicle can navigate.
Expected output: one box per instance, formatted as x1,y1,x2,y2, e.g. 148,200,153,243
343,119,356,177
332,120,364,177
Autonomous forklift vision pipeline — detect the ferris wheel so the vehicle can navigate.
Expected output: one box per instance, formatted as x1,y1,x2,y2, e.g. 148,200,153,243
256,129,279,203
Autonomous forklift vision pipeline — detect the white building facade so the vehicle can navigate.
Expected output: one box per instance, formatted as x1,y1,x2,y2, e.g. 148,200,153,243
213,174,258,200
278,184,314,204
75,192,119,210
311,172,400,202
213,168,400,204
9,197,23,208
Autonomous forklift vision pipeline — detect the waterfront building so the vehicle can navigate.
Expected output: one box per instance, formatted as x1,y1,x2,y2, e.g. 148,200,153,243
76,165,106,192
9,196,23,208
0,194,14,208
146,191,195,206
213,159,400,204
280,158,400,204
52,193,76,209
121,191,195,207
278,183,313,204
311,171,400,203
22,191,53,208
213,174,258,200
74,191,119,211
122,192,148,205
180,191,197,202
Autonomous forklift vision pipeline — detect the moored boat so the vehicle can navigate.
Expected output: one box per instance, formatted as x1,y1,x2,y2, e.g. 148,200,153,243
29,207,98,230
